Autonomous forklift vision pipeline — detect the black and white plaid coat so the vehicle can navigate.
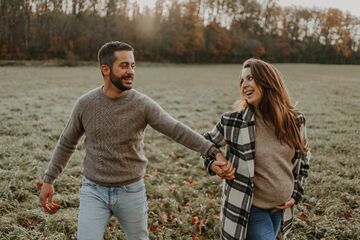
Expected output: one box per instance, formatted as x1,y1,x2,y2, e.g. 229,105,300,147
203,107,311,240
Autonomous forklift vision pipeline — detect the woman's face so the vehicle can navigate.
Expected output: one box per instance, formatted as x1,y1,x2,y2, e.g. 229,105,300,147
240,67,262,107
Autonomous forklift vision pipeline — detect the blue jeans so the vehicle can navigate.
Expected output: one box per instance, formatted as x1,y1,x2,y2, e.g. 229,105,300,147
247,206,283,240
77,177,148,240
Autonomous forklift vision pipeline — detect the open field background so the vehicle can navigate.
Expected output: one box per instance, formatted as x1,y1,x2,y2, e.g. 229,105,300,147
0,64,359,240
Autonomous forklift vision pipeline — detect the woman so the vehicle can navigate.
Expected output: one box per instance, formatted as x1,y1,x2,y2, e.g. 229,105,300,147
204,58,311,240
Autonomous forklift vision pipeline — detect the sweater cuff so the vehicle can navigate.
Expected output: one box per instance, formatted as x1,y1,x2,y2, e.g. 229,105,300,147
206,145,218,157
43,174,55,184
204,157,217,176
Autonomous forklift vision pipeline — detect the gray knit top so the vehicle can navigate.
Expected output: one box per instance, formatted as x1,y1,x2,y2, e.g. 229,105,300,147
44,87,214,186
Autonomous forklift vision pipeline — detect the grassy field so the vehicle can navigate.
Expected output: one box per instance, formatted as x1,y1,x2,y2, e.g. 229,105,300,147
0,63,359,240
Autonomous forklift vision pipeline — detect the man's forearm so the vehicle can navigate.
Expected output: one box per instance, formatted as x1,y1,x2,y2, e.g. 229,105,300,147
153,119,215,156
43,135,78,184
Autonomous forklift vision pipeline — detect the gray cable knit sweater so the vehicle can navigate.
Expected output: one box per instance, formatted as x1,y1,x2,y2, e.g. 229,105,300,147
44,87,215,186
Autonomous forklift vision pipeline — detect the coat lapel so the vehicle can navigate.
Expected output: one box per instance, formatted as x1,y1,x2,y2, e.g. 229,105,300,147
240,107,255,178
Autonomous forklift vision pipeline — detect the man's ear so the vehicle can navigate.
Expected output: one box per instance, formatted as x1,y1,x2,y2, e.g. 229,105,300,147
101,64,110,76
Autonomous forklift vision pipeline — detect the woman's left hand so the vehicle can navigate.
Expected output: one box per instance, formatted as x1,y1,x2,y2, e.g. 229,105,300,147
274,198,295,209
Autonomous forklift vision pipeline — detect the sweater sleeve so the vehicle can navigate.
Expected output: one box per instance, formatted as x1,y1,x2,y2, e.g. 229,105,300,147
43,99,85,184
144,97,214,156
202,114,227,175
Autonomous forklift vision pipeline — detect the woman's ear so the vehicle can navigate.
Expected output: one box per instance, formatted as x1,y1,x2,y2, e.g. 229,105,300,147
100,64,110,76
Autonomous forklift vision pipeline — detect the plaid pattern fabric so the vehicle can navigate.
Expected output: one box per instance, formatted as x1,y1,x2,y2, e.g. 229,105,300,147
203,107,310,240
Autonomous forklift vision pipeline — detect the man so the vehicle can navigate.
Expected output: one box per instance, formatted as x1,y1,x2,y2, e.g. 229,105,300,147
39,41,234,240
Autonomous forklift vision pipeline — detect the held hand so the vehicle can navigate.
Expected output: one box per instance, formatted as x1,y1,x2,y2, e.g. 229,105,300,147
274,198,295,210
211,153,235,180
39,183,60,214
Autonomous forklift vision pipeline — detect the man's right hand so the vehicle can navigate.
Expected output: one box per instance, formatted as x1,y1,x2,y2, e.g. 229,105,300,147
39,183,60,213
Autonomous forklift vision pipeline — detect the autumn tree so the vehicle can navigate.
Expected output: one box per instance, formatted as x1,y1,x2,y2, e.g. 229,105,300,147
0,0,360,63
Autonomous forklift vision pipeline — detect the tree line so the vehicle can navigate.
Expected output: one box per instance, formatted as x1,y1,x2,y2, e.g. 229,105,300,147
1,0,360,64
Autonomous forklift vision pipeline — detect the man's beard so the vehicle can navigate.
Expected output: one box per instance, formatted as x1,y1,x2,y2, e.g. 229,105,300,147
110,71,133,92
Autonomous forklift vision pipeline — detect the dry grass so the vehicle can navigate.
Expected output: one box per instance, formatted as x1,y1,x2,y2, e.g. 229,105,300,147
0,63,359,240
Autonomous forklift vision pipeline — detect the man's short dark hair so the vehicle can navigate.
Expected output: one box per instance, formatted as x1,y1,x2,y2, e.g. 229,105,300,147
98,41,134,68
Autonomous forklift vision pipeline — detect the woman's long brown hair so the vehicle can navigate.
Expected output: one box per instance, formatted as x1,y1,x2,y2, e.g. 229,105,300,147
234,58,307,153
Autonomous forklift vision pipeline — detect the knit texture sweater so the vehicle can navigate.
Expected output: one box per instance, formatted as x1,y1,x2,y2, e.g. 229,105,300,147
252,113,295,209
44,87,214,186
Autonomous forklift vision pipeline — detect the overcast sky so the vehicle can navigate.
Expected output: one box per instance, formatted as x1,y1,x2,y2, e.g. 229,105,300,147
278,0,360,17
139,0,360,17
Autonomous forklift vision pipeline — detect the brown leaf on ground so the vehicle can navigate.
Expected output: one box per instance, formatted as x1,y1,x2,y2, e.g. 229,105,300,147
344,209,353,219
170,152,177,160
299,212,308,221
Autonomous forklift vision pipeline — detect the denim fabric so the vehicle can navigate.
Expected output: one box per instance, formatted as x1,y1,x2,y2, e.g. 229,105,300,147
77,177,148,240
247,206,283,240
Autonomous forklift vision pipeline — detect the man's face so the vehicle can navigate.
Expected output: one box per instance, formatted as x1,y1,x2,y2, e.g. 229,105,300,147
109,51,135,91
